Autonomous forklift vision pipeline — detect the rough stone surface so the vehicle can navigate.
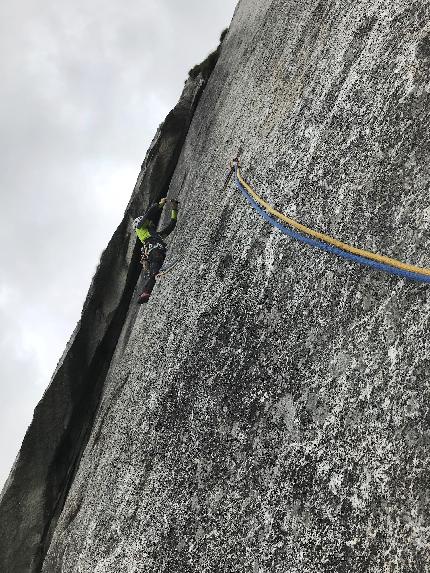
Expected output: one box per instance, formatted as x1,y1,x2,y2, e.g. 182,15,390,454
4,0,430,571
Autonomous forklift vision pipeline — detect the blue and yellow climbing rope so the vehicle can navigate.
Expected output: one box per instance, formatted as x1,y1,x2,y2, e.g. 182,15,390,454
229,160,430,284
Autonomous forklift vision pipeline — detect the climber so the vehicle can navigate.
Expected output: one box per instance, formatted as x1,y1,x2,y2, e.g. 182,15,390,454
133,198,178,303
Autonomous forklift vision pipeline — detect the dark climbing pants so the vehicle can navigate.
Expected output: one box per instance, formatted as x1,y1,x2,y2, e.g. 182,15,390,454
141,244,166,294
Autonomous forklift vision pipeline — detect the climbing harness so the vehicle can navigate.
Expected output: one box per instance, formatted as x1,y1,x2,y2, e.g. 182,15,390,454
228,159,430,284
142,241,166,258
140,241,166,273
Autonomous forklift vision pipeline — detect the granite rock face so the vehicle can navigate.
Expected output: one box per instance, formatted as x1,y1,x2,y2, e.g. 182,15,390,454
3,0,430,571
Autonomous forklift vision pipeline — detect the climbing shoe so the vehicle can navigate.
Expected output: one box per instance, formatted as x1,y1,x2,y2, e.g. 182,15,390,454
137,292,151,304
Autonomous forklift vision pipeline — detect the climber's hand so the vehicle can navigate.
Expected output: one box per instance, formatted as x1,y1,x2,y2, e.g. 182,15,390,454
159,197,167,206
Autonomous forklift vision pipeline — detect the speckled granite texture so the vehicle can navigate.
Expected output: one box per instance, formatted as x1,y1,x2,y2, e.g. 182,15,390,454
8,0,430,571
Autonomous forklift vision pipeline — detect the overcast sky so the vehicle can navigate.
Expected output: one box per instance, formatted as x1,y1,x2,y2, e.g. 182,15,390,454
0,0,237,490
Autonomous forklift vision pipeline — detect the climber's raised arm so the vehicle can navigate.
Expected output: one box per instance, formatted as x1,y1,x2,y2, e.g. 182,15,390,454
159,199,178,239
134,198,167,230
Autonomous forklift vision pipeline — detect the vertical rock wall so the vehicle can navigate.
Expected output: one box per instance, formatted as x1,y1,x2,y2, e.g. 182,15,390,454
4,0,430,571
43,0,430,570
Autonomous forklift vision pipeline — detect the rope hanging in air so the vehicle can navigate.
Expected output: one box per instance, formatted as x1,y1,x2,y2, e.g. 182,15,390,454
229,160,430,284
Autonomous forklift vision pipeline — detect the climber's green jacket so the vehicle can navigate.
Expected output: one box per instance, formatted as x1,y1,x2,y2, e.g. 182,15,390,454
134,200,177,245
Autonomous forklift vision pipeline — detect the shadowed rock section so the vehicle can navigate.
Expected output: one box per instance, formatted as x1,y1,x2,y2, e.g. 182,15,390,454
3,0,430,571
0,37,224,572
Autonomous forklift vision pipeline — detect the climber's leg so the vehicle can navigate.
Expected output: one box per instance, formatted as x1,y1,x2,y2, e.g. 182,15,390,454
138,246,166,304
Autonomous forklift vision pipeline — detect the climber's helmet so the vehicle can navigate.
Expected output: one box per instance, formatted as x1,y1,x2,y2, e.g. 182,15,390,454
133,216,143,229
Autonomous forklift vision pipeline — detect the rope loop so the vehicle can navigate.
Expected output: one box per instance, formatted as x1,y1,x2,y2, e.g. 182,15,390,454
231,161,430,284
